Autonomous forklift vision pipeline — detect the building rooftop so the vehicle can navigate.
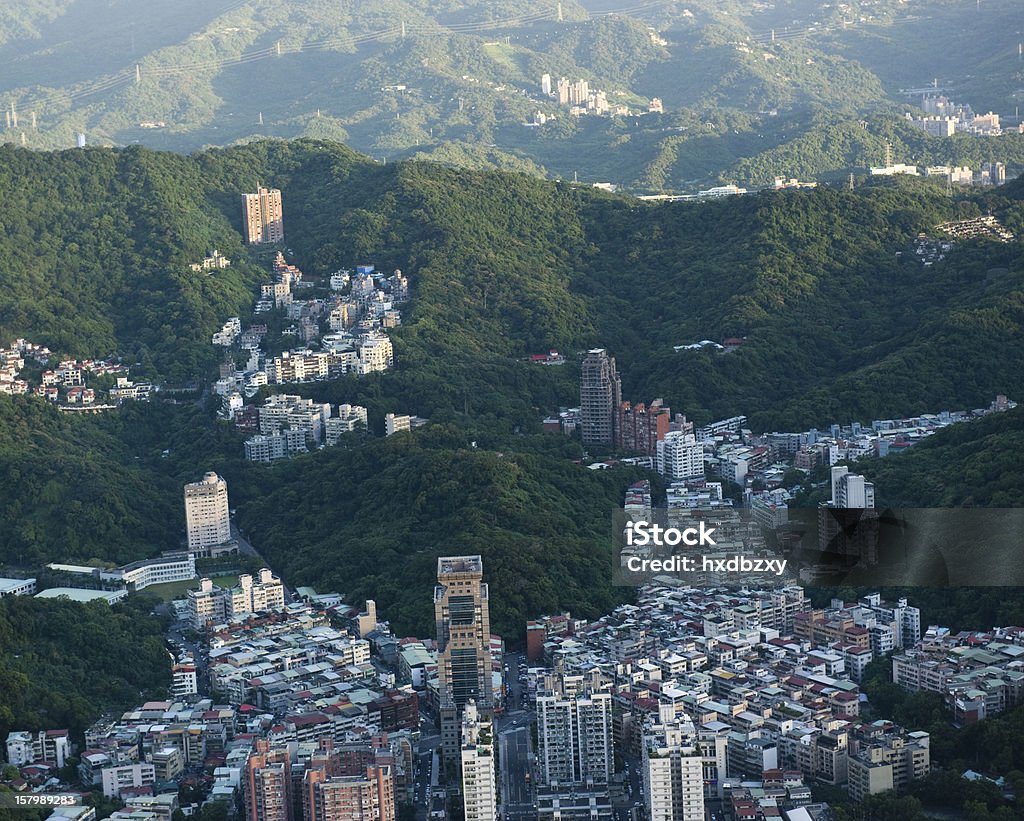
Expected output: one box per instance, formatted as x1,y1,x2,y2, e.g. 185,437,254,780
0,577,35,593
35,588,125,604
437,556,483,576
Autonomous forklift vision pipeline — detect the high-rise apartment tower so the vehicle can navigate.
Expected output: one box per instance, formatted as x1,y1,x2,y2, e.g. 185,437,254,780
243,186,285,245
435,556,493,763
184,472,231,554
580,349,621,446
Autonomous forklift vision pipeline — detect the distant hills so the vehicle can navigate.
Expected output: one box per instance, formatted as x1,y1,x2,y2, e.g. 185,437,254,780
1,0,1022,190
0,140,1022,633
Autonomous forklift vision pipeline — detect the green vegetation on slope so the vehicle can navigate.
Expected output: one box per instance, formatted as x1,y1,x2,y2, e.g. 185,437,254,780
0,139,1023,636
858,407,1024,507
0,144,267,381
3,0,1021,193
0,396,183,568
233,425,645,638
0,596,171,739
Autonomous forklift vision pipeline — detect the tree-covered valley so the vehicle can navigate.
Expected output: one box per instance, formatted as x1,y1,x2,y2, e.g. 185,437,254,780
0,139,1022,637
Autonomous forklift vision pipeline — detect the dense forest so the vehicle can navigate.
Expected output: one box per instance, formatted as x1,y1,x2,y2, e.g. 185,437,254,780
0,139,1022,637
0,145,267,381
0,596,171,740
232,426,648,637
0,396,183,568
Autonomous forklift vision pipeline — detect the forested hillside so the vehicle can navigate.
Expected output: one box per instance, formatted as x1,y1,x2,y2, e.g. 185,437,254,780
0,397,183,568
0,145,267,381
0,139,1022,635
1,0,1021,191
860,406,1024,508
232,427,647,636
0,596,171,739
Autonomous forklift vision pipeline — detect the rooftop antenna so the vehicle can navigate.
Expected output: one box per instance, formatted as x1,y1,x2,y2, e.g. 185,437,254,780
401,20,406,38
258,111,264,125
31,111,36,129
848,172,855,190
557,1,563,22
136,64,141,84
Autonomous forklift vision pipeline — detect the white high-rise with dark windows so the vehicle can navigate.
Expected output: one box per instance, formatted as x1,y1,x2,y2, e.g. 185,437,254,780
184,472,231,554
830,466,875,508
643,711,705,821
656,432,705,480
460,701,497,821
536,687,613,787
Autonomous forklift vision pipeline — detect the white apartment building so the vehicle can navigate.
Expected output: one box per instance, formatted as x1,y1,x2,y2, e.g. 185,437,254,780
99,555,196,591
101,762,156,799
643,713,705,821
187,569,284,629
536,690,613,786
0,577,37,597
258,394,331,443
357,334,393,373
184,473,231,554
657,432,705,481
460,702,497,821
228,569,286,618
325,404,369,445
830,466,875,508
188,577,228,630
212,317,242,347
171,663,199,698
385,413,411,437
244,430,308,462
5,730,70,768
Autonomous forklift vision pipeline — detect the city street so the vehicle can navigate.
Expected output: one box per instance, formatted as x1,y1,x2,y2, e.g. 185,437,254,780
495,652,537,820
414,709,441,821
499,726,533,820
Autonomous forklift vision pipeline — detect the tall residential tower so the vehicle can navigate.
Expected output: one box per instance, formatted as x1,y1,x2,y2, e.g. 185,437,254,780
435,556,493,762
642,712,705,821
536,678,613,787
580,349,621,446
460,701,497,821
184,472,231,554
243,186,285,245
